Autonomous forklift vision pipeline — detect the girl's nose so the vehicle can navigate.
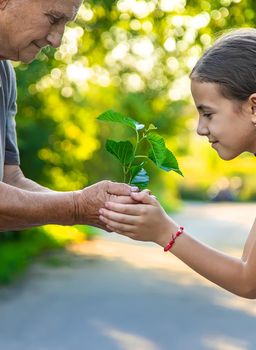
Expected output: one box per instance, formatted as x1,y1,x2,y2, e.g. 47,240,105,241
196,119,209,136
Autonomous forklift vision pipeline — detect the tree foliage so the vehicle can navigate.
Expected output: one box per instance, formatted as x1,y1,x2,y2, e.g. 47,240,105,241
14,0,256,199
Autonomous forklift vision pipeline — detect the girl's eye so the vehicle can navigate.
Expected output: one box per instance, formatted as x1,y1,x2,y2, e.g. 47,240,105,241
203,113,213,119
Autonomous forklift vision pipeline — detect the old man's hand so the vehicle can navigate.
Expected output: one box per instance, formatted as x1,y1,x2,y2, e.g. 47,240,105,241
73,180,138,230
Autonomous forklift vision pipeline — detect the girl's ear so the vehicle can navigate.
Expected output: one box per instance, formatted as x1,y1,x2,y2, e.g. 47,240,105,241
249,93,256,125
248,93,256,110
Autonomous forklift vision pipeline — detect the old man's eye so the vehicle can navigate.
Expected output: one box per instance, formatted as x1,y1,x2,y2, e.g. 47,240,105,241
47,15,59,25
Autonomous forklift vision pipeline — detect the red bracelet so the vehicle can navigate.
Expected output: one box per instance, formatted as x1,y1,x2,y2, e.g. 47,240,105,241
164,226,184,252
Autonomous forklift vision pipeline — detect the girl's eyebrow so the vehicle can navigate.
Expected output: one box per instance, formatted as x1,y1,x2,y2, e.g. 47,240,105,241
197,104,214,111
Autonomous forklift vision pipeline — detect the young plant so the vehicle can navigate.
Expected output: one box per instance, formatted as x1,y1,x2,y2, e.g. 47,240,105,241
97,110,183,189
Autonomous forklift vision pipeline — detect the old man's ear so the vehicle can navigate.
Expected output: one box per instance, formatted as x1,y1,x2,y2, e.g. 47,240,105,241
0,0,10,10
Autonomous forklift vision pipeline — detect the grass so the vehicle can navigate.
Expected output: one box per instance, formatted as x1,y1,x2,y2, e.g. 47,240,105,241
0,225,98,285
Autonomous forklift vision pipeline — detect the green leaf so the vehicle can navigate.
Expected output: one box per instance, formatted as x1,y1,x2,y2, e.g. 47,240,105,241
130,168,149,189
147,124,158,132
160,149,184,176
106,139,134,165
129,162,145,183
147,133,183,176
97,110,144,131
146,133,166,167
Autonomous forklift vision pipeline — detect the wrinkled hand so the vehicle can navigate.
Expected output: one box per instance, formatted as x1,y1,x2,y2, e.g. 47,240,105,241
73,180,138,230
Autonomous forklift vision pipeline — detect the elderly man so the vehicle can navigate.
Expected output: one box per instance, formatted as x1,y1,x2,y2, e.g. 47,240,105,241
0,0,137,231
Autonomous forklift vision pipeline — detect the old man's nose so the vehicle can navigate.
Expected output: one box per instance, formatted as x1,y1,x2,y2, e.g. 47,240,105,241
47,31,63,49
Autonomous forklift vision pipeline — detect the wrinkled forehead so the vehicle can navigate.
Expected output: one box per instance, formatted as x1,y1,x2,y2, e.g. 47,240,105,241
41,0,83,21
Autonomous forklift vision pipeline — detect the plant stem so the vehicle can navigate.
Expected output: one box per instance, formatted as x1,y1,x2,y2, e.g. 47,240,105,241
135,155,148,159
123,129,140,183
133,129,140,157
122,130,147,184
123,166,127,183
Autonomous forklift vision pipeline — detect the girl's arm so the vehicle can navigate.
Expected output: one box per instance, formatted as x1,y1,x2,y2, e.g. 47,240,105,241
99,191,256,299
164,219,256,299
241,218,256,261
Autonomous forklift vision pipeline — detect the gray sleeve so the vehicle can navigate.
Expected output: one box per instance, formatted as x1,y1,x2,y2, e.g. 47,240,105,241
4,61,20,165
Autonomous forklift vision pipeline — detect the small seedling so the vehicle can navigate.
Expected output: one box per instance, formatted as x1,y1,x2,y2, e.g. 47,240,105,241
97,110,183,189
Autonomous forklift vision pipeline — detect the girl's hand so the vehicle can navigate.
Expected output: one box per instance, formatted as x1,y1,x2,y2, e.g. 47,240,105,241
99,190,179,245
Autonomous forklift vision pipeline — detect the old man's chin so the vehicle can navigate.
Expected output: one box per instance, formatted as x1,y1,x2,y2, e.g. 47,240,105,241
15,46,42,64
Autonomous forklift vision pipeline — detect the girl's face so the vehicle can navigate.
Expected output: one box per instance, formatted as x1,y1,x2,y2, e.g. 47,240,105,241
191,80,256,160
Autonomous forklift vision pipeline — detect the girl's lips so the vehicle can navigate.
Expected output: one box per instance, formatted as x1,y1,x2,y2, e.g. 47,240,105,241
211,141,219,148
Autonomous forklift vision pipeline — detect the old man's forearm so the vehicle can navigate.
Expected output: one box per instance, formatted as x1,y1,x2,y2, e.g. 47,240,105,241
0,182,76,231
3,165,51,192
7,176,52,193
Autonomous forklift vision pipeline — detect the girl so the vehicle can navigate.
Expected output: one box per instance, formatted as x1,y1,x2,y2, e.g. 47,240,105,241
99,28,256,299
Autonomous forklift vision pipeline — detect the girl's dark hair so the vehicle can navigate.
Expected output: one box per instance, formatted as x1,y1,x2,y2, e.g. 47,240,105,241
190,28,256,101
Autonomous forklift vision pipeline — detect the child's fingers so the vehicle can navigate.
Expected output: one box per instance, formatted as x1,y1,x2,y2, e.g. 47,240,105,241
112,195,138,204
99,215,134,232
141,189,151,195
131,191,157,205
106,225,117,233
106,225,134,238
99,208,137,225
105,202,141,215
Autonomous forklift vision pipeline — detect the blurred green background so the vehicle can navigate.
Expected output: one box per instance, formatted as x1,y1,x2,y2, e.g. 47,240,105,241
1,0,255,283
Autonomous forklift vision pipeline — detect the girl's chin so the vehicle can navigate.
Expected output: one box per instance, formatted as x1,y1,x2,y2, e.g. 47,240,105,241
218,154,237,161
212,143,239,160
217,149,241,161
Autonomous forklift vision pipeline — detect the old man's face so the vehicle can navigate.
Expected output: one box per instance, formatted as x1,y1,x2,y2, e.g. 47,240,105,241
0,0,82,63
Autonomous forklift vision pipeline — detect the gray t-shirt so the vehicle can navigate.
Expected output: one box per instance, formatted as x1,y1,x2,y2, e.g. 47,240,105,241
0,60,20,181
